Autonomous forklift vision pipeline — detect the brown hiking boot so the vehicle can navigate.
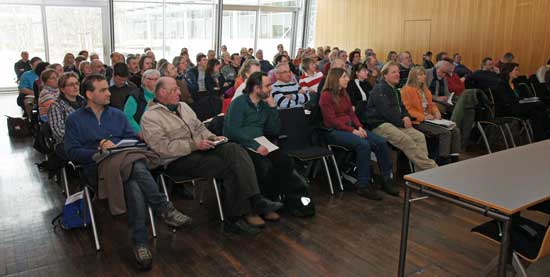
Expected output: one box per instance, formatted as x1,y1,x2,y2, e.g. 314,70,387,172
245,214,265,228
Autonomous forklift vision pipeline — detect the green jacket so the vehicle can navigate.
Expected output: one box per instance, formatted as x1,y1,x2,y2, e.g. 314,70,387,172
123,87,154,133
224,94,280,150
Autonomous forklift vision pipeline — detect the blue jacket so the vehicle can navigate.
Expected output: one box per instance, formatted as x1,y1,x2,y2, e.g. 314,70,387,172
64,106,136,165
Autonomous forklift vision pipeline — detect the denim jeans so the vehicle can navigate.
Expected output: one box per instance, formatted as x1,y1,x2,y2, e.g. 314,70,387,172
124,160,169,245
325,129,393,188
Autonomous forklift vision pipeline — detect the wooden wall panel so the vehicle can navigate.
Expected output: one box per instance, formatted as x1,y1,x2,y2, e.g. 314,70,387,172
314,0,550,75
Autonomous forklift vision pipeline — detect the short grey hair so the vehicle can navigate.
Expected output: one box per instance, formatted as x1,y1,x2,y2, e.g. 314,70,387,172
434,60,450,70
154,77,171,95
142,69,161,82
275,63,289,73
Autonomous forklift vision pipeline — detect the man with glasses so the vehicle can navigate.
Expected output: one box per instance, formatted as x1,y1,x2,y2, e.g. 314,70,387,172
271,63,309,109
123,69,160,139
141,77,283,234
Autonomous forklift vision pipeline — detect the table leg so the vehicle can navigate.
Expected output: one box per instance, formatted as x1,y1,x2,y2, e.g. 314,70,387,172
398,184,412,277
497,218,512,277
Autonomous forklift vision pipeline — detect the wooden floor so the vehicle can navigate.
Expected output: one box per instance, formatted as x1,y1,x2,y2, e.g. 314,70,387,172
0,94,547,277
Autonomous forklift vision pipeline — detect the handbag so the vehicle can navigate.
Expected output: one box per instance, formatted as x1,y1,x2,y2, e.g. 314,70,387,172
6,116,31,137
52,191,91,230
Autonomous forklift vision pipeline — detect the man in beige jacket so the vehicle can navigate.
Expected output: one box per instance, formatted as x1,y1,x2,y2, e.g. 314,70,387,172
141,77,283,235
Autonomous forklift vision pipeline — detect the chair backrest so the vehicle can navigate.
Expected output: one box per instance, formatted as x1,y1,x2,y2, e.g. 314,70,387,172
278,107,314,150
475,89,496,121
517,83,534,98
529,225,550,263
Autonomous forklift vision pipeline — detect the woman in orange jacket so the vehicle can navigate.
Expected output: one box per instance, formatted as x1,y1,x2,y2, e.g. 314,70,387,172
400,66,461,164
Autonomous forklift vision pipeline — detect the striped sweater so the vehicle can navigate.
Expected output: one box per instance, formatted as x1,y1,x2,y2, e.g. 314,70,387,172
271,81,310,109
299,71,324,93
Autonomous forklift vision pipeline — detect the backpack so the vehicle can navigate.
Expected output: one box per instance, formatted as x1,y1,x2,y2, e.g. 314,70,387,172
282,171,316,217
6,116,31,137
52,191,91,230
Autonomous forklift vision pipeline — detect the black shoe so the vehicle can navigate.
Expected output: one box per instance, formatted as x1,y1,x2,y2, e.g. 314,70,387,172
356,186,383,200
253,197,284,215
225,218,261,235
381,177,400,196
133,244,153,271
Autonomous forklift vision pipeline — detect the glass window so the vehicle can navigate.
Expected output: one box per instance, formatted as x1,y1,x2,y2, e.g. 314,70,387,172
0,4,45,88
257,11,292,62
221,10,256,54
114,2,163,58
164,3,214,62
45,6,105,64
260,0,299,7
223,0,259,5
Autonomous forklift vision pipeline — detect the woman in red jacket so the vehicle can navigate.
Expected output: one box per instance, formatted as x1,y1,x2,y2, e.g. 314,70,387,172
319,68,397,200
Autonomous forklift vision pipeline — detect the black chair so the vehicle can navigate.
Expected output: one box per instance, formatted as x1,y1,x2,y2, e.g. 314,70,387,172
159,173,224,221
471,216,550,276
528,200,550,215
278,107,343,195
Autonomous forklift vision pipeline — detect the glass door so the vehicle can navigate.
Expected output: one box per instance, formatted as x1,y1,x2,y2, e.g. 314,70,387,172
221,9,257,54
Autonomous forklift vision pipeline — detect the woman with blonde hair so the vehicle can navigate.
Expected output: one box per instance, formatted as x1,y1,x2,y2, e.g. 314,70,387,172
400,66,461,164
319,67,396,200
62,53,77,72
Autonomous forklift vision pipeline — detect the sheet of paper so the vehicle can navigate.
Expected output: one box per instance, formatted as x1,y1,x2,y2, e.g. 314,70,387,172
254,136,279,153
115,139,139,148
425,119,456,128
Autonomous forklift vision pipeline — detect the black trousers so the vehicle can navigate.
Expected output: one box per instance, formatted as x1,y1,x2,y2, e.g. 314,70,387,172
246,149,299,199
166,143,259,217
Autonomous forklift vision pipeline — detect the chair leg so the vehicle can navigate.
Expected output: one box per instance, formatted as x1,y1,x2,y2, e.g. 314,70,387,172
212,179,224,221
148,206,157,238
521,119,535,143
498,125,510,149
477,122,492,154
321,157,335,195
61,167,70,198
479,255,499,277
329,154,344,191
159,174,170,201
503,123,516,148
84,186,100,251
408,159,415,173
512,252,527,277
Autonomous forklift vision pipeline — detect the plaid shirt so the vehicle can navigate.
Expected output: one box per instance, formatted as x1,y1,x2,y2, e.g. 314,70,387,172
48,94,86,145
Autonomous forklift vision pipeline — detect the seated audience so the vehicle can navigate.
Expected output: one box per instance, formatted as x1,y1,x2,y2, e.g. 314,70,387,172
268,54,297,84
446,60,466,96
109,63,137,110
18,56,42,116
453,53,472,78
62,53,77,73
401,67,461,164
348,50,362,68
124,69,160,137
158,61,192,105
130,55,154,88
221,53,241,82
272,63,309,109
298,57,323,103
37,69,60,122
64,74,190,270
224,72,311,217
494,63,550,141
366,62,438,171
386,51,398,63
320,67,396,200
536,59,550,83
495,52,514,71
79,61,92,81
256,49,274,73
141,77,283,233
347,63,373,124
48,72,86,160
435,52,449,62
231,59,261,101
186,53,209,96
425,60,453,114
365,56,380,87
90,60,105,77
464,57,500,91
126,55,140,77
205,59,229,96
398,52,412,88
14,51,31,81
422,51,434,69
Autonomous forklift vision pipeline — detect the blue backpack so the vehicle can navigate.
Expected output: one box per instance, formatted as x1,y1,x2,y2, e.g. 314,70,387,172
52,191,91,229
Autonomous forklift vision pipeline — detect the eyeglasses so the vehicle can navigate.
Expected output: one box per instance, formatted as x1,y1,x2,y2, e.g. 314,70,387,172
146,77,159,81
64,82,80,88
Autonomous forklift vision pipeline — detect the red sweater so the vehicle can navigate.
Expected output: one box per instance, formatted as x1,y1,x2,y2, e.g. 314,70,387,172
446,73,465,96
319,90,362,132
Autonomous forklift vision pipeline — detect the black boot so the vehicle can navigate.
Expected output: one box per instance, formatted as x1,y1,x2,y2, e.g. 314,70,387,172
356,185,383,200
381,175,400,196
